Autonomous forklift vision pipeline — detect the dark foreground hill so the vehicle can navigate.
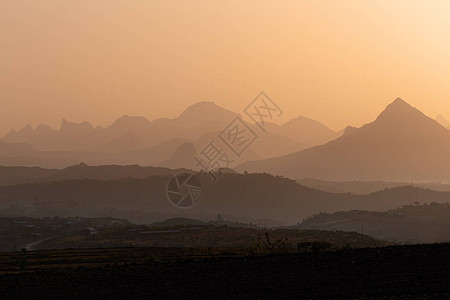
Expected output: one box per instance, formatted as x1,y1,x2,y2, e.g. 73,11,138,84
299,202,450,243
35,226,382,251
1,244,450,299
2,173,450,224
0,216,131,252
0,215,381,252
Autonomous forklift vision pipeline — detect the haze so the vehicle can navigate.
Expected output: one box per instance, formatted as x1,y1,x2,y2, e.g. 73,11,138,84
3,0,450,135
4,2,450,297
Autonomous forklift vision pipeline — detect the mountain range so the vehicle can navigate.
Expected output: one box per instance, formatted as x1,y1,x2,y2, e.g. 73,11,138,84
4,97,450,183
1,102,338,169
238,98,450,182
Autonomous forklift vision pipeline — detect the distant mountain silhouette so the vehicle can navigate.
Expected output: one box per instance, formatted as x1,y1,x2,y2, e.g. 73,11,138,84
3,101,238,152
0,137,194,169
108,115,150,132
192,128,305,164
270,115,339,145
1,101,337,168
155,142,197,169
0,140,35,155
174,101,238,129
60,119,94,134
238,98,450,182
5,120,102,152
249,130,308,159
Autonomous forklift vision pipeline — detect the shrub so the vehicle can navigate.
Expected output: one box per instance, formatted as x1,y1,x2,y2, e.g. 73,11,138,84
248,232,289,256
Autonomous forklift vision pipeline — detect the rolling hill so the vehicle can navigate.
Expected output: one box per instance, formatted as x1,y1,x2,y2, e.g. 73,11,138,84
299,202,450,243
0,163,188,186
1,172,450,224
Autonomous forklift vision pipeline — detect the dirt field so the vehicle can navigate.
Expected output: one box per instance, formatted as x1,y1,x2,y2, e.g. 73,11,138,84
1,244,450,299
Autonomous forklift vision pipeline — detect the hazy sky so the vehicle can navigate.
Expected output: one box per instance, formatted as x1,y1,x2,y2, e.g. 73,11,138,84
2,0,450,135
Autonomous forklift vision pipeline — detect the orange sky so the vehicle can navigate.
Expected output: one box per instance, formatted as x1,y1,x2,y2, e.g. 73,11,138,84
2,0,450,135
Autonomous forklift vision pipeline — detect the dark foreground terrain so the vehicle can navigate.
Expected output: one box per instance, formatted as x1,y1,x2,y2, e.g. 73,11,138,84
1,244,450,299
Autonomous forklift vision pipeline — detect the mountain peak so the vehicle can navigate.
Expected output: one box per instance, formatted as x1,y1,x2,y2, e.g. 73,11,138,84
178,101,229,117
345,97,450,140
176,101,238,124
393,97,407,104
60,119,93,133
342,125,358,136
184,101,219,110
282,115,334,131
388,97,412,110
376,98,420,122
110,115,150,129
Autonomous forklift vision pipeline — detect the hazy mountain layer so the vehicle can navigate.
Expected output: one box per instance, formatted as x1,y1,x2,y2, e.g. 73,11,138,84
1,101,336,168
238,98,450,182
3,102,335,153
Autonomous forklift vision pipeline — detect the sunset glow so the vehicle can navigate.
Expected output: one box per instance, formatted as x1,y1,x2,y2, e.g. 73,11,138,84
3,1,450,134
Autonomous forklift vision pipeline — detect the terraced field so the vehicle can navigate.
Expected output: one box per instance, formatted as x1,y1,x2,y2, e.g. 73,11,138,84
0,247,246,274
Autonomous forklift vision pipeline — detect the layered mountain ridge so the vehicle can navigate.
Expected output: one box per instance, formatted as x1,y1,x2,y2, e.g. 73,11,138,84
1,101,337,168
238,98,450,182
